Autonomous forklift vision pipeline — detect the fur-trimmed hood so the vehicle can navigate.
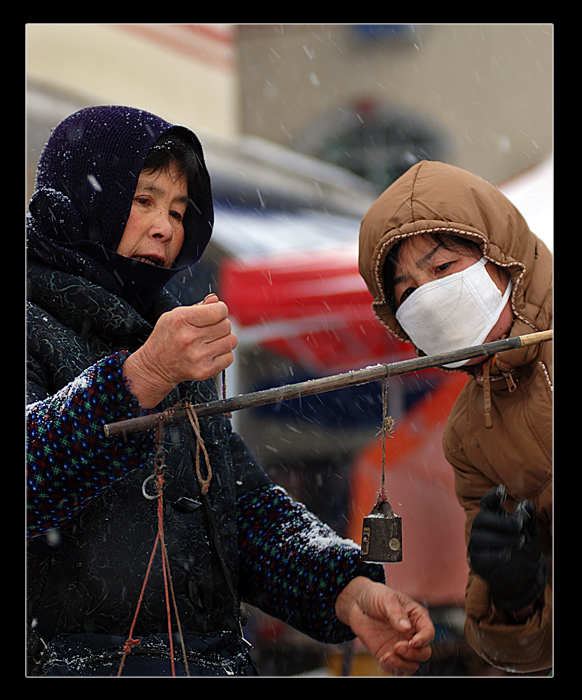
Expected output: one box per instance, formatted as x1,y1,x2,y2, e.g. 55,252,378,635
358,160,552,371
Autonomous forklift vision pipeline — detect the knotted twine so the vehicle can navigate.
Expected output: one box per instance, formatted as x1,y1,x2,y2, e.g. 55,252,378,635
118,416,192,677
377,375,395,505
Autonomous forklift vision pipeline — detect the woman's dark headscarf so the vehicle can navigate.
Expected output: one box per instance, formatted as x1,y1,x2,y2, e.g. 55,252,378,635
26,105,214,316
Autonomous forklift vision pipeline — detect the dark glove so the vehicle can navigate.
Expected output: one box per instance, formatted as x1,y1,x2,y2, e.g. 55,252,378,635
468,485,547,611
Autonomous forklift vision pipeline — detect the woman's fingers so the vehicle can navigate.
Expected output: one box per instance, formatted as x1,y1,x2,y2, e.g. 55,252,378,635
123,296,238,407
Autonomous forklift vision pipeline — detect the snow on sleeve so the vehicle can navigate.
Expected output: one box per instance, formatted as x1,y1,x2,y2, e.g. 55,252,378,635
237,485,385,643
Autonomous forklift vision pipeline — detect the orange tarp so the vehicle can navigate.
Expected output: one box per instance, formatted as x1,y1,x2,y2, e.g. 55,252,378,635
347,372,470,607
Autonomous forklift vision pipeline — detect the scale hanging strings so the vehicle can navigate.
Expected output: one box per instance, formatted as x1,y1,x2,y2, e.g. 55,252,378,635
360,373,402,564
185,403,213,495
221,369,233,418
118,417,190,677
379,375,395,503
181,369,232,495
182,391,248,643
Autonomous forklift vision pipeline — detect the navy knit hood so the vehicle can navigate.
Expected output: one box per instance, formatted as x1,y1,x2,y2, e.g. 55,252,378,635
26,105,214,316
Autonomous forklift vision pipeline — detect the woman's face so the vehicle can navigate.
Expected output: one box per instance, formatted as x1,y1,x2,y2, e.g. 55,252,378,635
392,235,514,362
116,163,188,269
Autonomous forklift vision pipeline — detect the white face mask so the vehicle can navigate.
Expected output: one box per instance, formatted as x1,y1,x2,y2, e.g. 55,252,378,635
395,257,512,368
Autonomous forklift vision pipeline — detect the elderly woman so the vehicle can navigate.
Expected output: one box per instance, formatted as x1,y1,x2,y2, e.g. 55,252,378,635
26,106,434,676
358,160,552,674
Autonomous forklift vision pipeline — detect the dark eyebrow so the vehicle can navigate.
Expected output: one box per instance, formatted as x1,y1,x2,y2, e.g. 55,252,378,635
141,183,189,206
392,243,442,287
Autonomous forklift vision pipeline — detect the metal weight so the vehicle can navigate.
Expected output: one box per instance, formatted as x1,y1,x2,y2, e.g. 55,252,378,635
361,499,402,564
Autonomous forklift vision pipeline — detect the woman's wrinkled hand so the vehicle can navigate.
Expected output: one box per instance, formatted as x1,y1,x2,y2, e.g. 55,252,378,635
335,576,435,676
122,294,238,408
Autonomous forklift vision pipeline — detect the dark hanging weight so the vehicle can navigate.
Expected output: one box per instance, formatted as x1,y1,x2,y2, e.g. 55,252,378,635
361,499,402,564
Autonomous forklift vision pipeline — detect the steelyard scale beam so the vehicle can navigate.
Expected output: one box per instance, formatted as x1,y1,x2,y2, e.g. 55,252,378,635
104,330,552,439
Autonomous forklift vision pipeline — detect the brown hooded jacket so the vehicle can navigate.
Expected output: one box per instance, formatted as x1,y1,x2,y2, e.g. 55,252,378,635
358,160,552,673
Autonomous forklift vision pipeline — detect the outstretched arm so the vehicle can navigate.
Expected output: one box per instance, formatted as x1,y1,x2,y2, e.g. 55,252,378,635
335,576,434,675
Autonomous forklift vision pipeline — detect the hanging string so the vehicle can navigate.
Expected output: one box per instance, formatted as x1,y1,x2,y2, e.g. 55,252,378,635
118,372,234,676
183,398,249,645
117,528,161,676
184,403,213,495
377,374,395,505
221,369,232,419
118,417,190,677
118,370,258,675
161,542,190,677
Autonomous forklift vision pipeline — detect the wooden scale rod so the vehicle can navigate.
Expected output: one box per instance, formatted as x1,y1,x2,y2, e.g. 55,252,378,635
104,330,552,438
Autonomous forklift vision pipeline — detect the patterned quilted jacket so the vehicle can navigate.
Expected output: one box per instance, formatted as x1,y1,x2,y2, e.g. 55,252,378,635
26,262,383,675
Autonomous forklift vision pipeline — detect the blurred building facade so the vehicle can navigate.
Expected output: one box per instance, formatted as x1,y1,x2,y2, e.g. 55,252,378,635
237,24,552,188
27,23,552,189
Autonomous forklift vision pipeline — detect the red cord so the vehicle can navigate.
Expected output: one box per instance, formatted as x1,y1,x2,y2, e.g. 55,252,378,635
117,530,160,675
118,472,176,676
156,473,175,676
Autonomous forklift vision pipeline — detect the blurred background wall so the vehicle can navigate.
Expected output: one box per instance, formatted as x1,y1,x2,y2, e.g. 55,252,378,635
237,24,552,188
27,23,552,192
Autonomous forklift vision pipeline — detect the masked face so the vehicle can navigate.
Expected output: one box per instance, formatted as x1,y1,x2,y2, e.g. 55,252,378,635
392,237,514,367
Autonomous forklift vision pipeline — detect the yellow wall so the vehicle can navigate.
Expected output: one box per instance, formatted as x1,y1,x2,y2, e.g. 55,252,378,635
26,24,238,138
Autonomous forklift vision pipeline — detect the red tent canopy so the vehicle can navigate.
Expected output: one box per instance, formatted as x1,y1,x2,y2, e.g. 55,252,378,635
219,245,413,375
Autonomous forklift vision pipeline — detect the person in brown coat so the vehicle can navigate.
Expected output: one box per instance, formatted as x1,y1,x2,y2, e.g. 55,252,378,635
358,160,552,674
